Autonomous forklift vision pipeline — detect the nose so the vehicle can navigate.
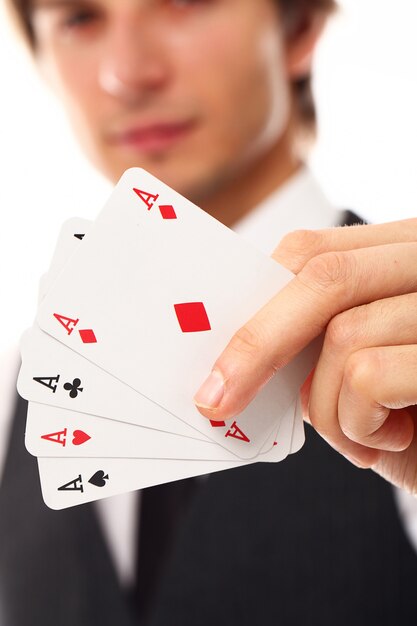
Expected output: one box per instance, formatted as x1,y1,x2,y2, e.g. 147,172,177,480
98,13,171,103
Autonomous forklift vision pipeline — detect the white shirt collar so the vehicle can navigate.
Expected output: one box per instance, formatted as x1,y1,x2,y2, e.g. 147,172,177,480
233,167,341,255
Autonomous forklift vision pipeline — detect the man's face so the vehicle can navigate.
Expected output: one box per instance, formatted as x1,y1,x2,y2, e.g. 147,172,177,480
33,0,291,198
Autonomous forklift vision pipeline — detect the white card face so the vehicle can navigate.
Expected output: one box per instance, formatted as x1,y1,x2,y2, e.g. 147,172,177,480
28,217,211,442
259,398,296,464
26,395,294,461
36,220,90,306
18,325,211,441
290,394,305,454
36,400,295,509
37,456,237,509
42,217,92,297
26,400,284,461
38,274,49,307
37,168,317,458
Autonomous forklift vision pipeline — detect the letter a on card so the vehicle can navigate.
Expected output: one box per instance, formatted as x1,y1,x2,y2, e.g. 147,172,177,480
133,188,159,210
225,421,250,443
41,429,67,446
58,475,84,493
53,313,79,335
33,375,60,393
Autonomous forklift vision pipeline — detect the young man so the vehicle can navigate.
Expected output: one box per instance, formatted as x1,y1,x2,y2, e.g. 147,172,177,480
2,1,417,625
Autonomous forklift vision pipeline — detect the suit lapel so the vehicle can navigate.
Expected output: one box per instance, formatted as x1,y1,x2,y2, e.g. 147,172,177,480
339,209,367,227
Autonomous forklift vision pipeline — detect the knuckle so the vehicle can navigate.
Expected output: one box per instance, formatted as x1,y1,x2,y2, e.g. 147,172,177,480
301,251,356,295
227,320,266,360
344,350,379,395
338,411,360,441
274,229,324,273
325,306,368,352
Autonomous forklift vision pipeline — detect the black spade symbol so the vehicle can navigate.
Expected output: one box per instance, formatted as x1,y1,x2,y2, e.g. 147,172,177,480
88,470,109,488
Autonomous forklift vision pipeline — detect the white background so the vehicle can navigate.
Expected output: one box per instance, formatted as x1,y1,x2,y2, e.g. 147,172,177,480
1,0,417,354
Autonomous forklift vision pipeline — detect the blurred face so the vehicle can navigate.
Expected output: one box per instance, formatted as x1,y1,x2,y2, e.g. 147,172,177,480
32,0,292,198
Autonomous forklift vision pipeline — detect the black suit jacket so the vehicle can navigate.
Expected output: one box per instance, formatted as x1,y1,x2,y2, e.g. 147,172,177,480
1,211,417,626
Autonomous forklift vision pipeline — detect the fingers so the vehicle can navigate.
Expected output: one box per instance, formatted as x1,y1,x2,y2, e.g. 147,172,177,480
371,408,417,492
300,368,315,423
194,242,417,420
273,218,417,274
337,345,417,451
308,292,417,454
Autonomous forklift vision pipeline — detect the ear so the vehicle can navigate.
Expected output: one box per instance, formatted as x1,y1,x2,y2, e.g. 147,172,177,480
285,12,328,79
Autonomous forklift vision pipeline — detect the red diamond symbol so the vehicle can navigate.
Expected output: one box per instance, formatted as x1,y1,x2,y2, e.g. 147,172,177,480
174,302,211,333
79,329,97,344
210,420,226,428
159,204,177,220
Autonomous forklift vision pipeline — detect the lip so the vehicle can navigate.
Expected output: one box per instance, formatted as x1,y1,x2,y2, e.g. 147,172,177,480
109,120,196,153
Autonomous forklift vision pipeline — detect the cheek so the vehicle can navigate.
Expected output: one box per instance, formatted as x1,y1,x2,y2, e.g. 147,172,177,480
172,20,290,154
41,46,101,134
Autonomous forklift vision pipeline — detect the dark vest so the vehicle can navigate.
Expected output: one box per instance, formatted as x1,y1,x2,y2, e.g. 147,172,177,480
1,212,417,626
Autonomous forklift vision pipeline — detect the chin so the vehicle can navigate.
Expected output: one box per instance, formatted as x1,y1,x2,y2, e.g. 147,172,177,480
97,146,223,202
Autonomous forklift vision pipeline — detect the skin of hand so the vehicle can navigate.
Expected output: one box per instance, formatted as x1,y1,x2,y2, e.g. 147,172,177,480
194,218,417,494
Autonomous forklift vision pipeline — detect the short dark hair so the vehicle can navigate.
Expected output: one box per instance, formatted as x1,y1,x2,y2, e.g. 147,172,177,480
6,0,336,136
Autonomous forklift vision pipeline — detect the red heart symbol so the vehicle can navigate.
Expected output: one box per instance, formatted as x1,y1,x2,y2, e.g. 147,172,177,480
72,430,91,446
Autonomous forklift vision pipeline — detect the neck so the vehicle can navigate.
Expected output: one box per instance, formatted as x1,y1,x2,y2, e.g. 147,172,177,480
196,125,302,228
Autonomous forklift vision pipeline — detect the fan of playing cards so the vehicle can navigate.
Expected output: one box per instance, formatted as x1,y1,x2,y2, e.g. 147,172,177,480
17,168,318,510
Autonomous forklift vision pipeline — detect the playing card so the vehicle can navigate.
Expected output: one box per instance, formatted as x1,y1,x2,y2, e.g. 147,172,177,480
36,456,243,509
25,399,292,461
22,216,215,442
260,397,296,463
36,402,295,509
21,170,308,510
22,217,297,459
43,217,92,296
36,168,319,458
18,325,214,441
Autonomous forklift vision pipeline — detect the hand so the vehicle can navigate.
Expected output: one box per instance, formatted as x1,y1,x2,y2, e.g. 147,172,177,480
194,218,417,493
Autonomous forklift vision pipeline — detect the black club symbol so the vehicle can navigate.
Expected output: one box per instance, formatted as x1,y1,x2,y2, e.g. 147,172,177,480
63,378,84,399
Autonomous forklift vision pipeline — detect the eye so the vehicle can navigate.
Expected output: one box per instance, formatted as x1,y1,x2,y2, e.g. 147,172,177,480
64,11,94,28
60,7,99,31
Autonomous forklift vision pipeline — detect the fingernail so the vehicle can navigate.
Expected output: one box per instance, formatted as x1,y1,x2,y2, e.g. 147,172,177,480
194,369,225,410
